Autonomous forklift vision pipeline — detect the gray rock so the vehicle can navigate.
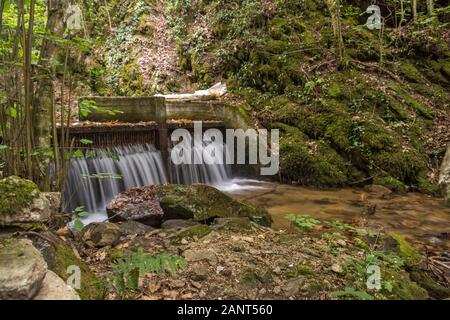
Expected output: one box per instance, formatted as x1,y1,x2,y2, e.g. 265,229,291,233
0,176,51,226
284,277,305,297
364,184,392,198
183,249,218,264
191,264,209,281
213,217,252,230
331,263,344,274
33,271,80,300
439,144,450,206
43,192,61,215
0,195,51,225
161,219,199,230
118,220,154,236
82,222,121,248
0,238,48,300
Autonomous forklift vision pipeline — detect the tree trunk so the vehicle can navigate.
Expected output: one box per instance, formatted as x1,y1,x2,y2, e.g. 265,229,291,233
33,0,68,187
412,0,418,21
325,0,345,67
24,0,35,179
426,0,434,16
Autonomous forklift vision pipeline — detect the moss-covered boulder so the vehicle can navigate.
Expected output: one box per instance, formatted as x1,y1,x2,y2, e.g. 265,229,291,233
31,232,105,300
0,176,51,226
157,184,272,227
177,224,212,240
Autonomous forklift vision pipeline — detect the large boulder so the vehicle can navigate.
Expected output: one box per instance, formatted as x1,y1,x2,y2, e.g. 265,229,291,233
106,184,272,227
439,144,450,206
33,270,80,300
0,238,48,300
106,185,164,227
0,176,51,225
158,184,272,226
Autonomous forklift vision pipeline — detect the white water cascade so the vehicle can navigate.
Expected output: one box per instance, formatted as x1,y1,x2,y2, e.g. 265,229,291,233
64,141,234,222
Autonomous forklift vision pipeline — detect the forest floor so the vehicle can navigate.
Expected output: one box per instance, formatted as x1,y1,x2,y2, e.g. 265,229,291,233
74,219,449,300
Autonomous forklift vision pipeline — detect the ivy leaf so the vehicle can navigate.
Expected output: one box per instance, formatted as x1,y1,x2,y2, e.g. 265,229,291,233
80,139,93,145
72,149,84,158
73,219,85,232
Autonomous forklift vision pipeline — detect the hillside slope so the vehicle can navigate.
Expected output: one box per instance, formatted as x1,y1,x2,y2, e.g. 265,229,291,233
78,0,450,193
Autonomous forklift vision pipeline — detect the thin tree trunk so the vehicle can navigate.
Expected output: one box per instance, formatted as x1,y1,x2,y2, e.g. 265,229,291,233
33,0,68,188
427,0,434,16
325,0,345,67
23,0,36,179
412,0,418,21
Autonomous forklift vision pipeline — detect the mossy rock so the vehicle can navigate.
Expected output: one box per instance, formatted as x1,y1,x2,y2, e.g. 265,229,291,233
373,176,408,193
274,123,348,186
177,224,212,240
410,271,450,300
384,269,429,300
386,233,423,267
0,176,40,216
157,184,272,227
213,217,252,230
39,233,106,300
373,150,427,185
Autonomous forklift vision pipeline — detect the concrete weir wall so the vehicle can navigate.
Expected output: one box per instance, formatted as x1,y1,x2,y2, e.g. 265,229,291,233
79,96,251,129
79,96,166,123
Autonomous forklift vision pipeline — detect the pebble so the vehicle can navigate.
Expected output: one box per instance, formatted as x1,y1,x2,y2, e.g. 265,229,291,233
331,263,343,274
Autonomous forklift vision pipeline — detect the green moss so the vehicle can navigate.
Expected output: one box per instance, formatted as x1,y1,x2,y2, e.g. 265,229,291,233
388,83,434,119
399,60,424,83
417,177,439,194
0,176,40,216
158,184,272,226
388,233,422,267
286,261,315,278
305,279,326,293
373,176,408,192
276,123,348,186
384,269,428,300
239,268,261,289
327,83,342,98
410,271,450,299
214,217,252,230
373,150,427,185
117,61,149,96
177,224,211,239
53,242,105,300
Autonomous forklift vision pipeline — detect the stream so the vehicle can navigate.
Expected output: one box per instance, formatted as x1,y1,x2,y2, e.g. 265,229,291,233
222,179,450,251
65,142,450,252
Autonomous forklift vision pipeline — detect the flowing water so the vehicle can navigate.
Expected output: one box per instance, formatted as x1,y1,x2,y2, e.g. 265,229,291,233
64,142,235,224
65,143,450,250
225,180,450,251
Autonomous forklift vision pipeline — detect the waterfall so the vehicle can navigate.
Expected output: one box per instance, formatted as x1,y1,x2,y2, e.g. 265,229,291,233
170,141,232,185
64,144,168,213
64,141,233,216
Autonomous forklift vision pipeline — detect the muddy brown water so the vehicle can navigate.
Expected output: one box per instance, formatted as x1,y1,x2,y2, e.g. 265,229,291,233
224,180,450,251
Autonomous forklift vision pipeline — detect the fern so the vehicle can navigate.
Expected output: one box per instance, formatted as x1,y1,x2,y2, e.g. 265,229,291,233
332,287,375,300
111,248,187,296
286,214,321,230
